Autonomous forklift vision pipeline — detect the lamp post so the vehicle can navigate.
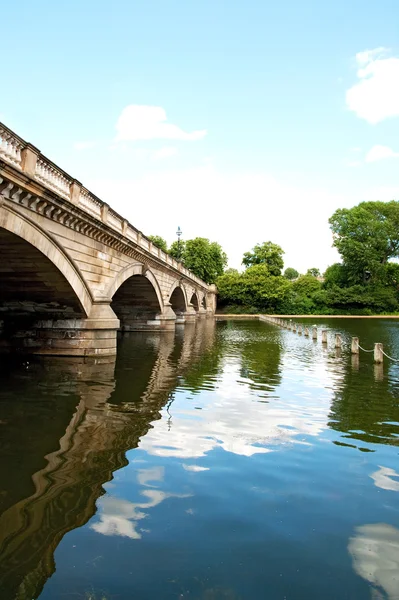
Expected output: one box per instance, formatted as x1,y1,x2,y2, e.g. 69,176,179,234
176,226,182,260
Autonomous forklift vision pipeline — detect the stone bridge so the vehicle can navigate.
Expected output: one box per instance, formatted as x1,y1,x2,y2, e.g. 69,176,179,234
0,122,217,356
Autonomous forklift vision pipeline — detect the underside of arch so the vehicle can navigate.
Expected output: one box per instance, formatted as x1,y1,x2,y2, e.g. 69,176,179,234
0,209,92,323
169,286,187,315
111,273,163,330
190,292,199,311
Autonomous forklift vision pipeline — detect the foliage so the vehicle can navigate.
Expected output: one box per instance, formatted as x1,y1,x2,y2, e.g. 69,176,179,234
169,239,185,260
171,237,227,284
306,268,321,277
217,264,290,312
147,235,168,253
242,241,284,275
329,200,399,284
282,275,325,314
216,200,399,315
323,263,349,288
284,267,299,280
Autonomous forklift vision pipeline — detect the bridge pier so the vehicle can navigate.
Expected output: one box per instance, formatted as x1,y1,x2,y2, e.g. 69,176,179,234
0,304,120,357
183,305,198,322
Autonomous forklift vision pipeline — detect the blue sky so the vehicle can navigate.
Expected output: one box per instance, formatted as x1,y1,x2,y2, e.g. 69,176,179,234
2,0,399,271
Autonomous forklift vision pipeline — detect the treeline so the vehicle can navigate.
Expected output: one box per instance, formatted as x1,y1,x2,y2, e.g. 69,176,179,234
149,200,399,315
217,201,399,315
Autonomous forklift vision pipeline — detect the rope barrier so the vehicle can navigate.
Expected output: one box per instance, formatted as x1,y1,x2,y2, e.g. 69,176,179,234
263,317,399,363
381,349,399,362
356,344,374,353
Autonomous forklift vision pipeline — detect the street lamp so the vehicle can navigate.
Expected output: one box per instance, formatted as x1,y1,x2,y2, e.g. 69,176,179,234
176,226,182,259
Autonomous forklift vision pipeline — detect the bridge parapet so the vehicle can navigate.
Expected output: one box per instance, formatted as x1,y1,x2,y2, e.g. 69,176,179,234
0,122,204,287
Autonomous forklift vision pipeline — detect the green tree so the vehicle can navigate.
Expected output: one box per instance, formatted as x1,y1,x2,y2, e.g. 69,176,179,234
323,263,349,288
242,241,284,275
169,240,186,261
284,275,325,314
171,238,227,284
284,267,299,280
306,268,321,278
147,235,168,253
329,200,399,283
217,264,290,313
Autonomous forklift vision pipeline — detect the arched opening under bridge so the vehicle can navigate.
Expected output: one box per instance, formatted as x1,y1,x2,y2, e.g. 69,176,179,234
169,286,187,321
190,292,199,312
0,226,89,352
111,274,163,331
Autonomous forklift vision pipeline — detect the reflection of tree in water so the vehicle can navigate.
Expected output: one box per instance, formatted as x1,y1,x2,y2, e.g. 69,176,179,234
179,319,223,393
0,320,219,600
233,321,282,396
328,362,399,449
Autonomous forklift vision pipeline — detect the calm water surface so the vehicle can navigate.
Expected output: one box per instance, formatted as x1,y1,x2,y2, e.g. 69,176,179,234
0,318,398,600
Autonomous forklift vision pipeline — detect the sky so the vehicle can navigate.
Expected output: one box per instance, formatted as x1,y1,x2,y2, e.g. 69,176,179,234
2,0,399,273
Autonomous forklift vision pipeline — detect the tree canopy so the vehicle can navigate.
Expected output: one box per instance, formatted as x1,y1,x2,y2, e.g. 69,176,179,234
147,235,168,253
170,237,227,284
284,267,299,280
306,268,321,278
329,201,399,283
242,242,284,275
217,264,290,312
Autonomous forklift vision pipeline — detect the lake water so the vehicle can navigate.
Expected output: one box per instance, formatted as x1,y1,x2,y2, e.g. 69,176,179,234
0,318,398,600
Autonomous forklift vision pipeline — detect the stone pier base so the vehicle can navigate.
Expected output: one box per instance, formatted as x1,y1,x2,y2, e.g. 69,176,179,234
0,317,119,357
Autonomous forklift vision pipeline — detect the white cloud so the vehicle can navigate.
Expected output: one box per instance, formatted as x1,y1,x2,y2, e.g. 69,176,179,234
115,105,207,142
73,141,95,150
152,146,178,160
355,47,387,67
346,48,399,123
88,165,345,273
365,145,399,162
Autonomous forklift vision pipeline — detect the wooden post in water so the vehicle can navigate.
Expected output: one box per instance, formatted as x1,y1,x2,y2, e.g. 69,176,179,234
321,330,327,344
374,363,384,381
374,343,383,364
312,327,317,340
351,337,359,354
335,334,342,349
292,323,297,333
297,325,302,335
304,327,309,337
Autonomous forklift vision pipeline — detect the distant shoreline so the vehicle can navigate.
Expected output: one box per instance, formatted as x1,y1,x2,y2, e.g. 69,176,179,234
215,314,399,319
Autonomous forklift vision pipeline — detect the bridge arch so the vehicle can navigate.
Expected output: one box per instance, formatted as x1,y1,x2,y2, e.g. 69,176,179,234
168,281,188,316
0,207,92,317
190,291,200,312
108,264,165,330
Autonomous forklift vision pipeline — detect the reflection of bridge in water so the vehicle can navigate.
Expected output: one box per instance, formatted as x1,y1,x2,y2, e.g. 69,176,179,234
0,319,216,600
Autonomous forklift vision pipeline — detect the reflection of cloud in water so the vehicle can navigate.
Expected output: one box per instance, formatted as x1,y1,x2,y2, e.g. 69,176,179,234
91,467,190,539
139,363,330,459
348,523,399,600
371,466,399,492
